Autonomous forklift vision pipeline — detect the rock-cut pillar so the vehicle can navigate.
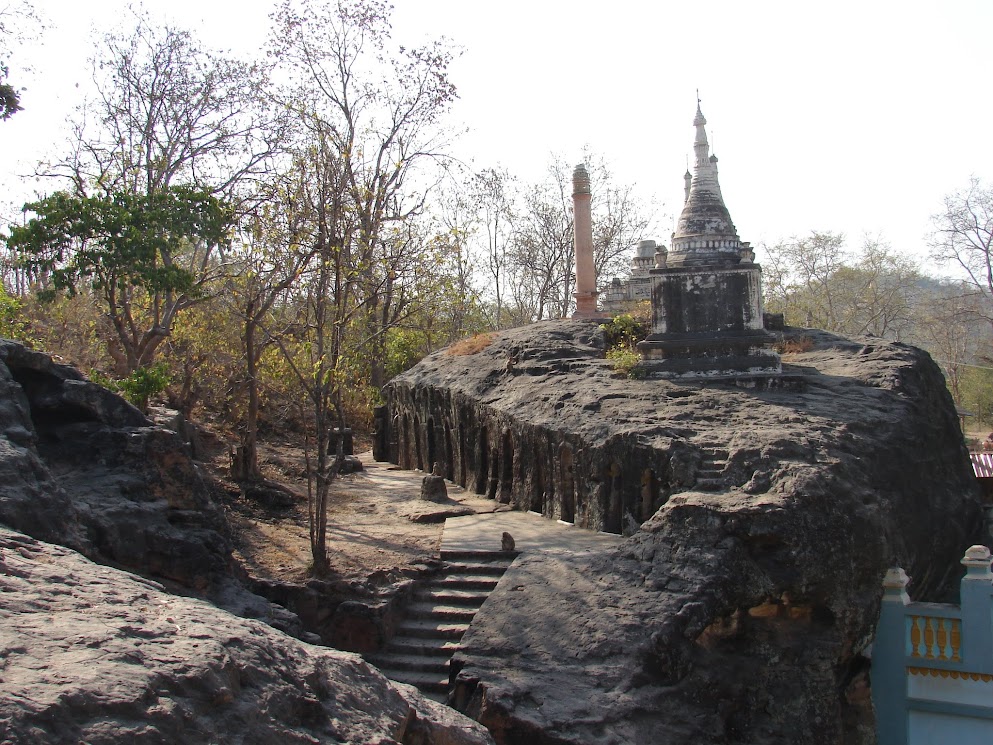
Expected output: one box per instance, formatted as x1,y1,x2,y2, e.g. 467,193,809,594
572,163,598,318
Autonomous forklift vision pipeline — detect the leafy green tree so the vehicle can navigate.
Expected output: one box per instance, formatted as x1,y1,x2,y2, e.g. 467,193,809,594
0,285,29,340
89,362,171,413
6,185,233,373
958,365,993,430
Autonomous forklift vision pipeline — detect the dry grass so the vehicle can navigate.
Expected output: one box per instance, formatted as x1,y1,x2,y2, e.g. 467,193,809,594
775,336,814,354
445,332,497,356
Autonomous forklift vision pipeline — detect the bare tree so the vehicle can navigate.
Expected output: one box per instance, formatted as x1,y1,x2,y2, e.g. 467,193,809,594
762,231,848,329
840,239,923,339
225,168,319,482
930,177,993,332
267,0,457,572
911,282,990,405
763,233,923,338
433,177,485,342
503,152,655,323
588,156,657,291
469,167,515,328
508,175,572,321
265,118,357,576
42,11,283,200
271,0,458,390
19,13,287,374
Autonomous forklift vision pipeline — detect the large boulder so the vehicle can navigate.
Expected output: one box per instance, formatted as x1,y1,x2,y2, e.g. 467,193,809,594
0,525,494,745
384,321,984,744
0,343,92,552
0,340,312,640
0,339,230,589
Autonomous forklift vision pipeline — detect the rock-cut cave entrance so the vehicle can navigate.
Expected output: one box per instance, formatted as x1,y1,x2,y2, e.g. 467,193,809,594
530,445,545,514
559,444,575,523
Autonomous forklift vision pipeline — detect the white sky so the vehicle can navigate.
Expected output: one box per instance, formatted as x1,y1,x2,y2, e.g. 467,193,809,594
8,0,993,272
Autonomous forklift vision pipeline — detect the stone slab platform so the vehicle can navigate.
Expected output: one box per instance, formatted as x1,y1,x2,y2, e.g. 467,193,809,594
441,511,623,555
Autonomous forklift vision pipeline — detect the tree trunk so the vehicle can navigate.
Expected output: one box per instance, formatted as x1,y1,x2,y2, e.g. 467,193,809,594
234,318,263,482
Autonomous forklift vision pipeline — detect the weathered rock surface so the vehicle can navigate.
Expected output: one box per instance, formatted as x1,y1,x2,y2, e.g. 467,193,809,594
384,320,984,744
0,525,494,745
0,340,346,644
0,339,230,590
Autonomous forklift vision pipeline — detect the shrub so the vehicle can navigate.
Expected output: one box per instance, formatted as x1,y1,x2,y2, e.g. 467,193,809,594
90,362,172,413
600,313,648,350
0,287,32,344
606,345,646,379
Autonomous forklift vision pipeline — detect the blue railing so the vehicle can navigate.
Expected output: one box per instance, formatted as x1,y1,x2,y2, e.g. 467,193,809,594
872,546,993,745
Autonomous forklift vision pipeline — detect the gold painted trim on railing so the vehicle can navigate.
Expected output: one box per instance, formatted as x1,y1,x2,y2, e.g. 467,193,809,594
908,666,993,682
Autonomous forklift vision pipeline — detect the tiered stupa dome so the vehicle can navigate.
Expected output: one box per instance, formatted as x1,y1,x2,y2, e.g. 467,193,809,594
668,101,744,267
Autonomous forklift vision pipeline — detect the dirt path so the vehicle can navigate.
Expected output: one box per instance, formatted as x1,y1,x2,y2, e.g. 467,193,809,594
221,448,500,585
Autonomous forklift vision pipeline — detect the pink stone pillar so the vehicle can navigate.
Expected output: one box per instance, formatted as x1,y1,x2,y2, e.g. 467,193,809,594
572,163,598,318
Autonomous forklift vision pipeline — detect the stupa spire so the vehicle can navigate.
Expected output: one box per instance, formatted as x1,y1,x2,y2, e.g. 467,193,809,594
693,97,709,170
668,96,741,268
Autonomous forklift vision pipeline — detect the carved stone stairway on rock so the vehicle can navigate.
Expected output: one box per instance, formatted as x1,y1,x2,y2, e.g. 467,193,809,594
695,445,729,491
365,549,517,701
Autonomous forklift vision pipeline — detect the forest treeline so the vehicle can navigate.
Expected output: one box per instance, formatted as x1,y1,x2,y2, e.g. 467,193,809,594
2,1,992,568
0,1,656,571
761,199,993,429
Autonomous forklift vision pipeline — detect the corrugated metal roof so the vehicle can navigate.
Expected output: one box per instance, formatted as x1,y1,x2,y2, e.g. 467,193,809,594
970,452,993,479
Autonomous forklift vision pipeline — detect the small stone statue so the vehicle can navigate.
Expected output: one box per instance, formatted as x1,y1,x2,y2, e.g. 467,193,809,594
501,531,516,552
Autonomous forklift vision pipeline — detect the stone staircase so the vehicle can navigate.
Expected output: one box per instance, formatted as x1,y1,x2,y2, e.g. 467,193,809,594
365,549,517,701
694,445,729,491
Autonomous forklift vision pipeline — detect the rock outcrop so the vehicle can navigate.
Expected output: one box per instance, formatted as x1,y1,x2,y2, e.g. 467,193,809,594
0,525,493,744
383,320,983,744
0,340,230,590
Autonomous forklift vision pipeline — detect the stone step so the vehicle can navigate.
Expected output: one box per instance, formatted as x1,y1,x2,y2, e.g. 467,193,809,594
395,620,470,640
695,478,726,491
697,466,725,476
369,550,516,701
384,637,461,657
440,549,519,563
374,667,451,695
431,575,501,591
367,653,450,675
441,563,512,579
406,603,477,623
701,448,729,460
414,588,490,607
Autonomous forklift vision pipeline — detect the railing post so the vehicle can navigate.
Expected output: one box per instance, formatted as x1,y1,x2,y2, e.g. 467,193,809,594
959,545,993,675
873,567,911,745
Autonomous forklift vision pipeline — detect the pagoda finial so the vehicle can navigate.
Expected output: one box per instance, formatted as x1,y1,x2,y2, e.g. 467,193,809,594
693,93,707,128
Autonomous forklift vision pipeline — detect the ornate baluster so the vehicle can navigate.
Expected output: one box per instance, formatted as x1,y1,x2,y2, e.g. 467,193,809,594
909,615,922,658
937,618,949,661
